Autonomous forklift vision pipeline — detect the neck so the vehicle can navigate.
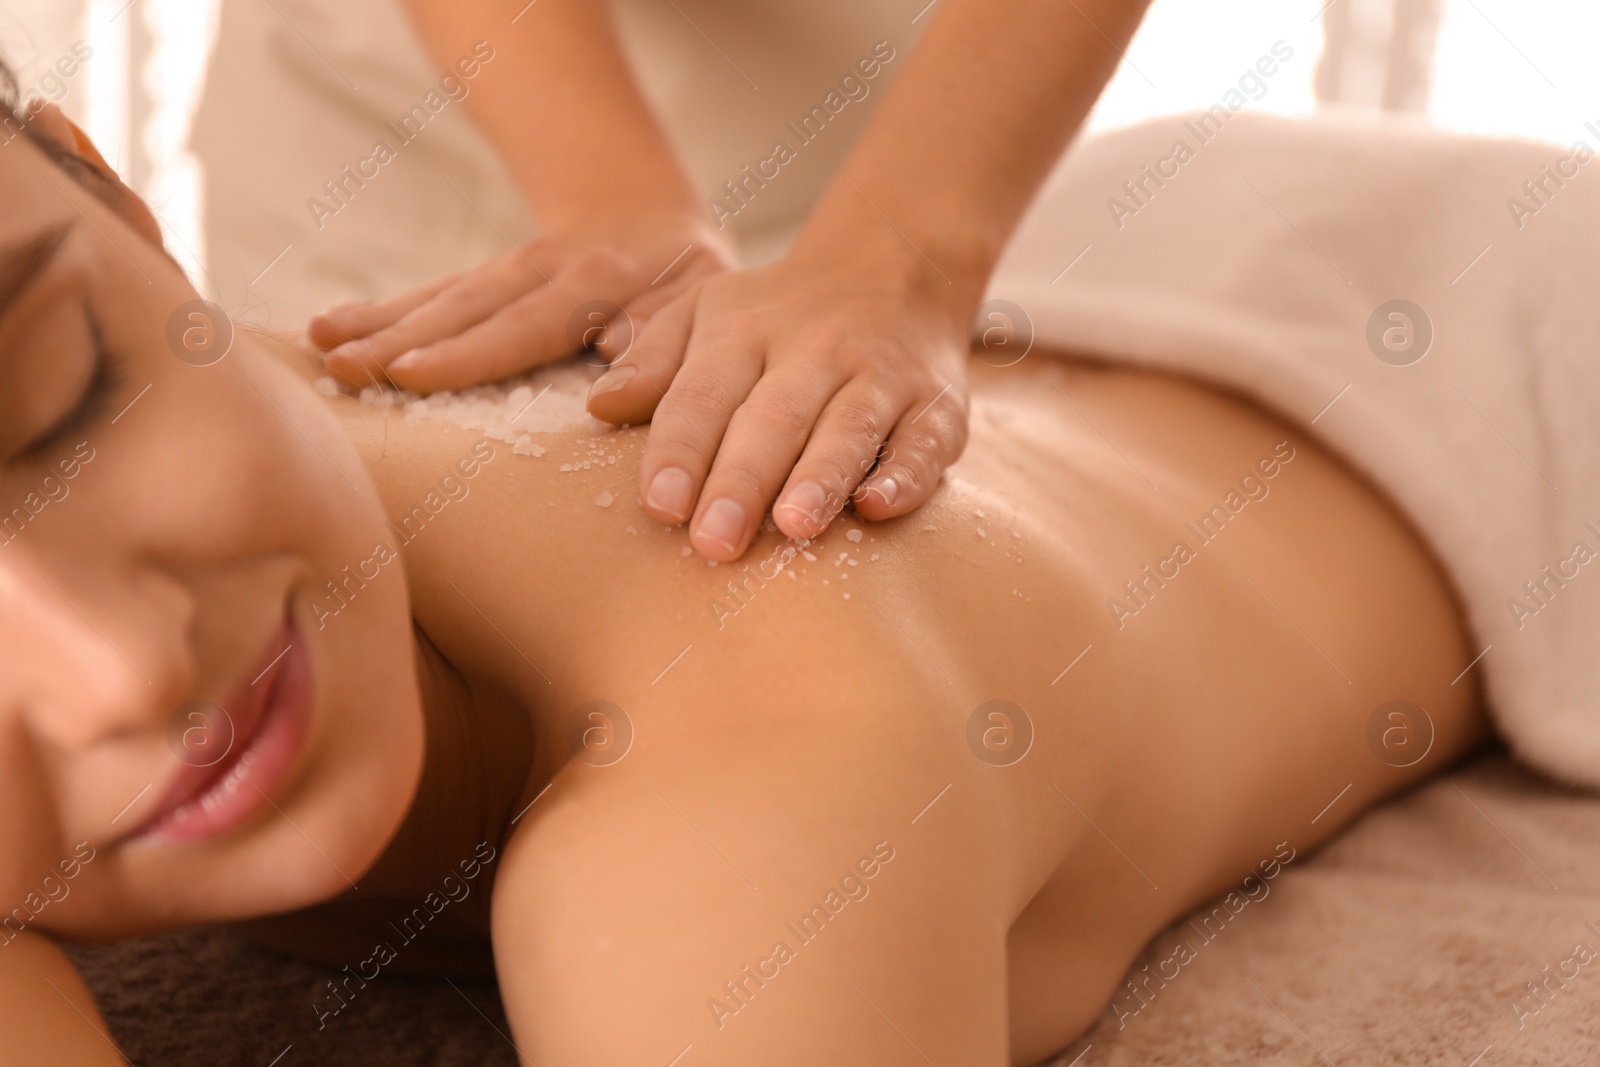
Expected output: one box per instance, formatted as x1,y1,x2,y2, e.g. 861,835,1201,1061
230,624,535,977
359,623,535,899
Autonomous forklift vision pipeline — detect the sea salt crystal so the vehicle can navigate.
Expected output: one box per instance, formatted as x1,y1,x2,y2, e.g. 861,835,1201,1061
681,546,693,557
870,553,879,561
842,592,851,600
977,528,987,538
560,463,574,472
846,558,858,567
313,376,341,397
512,435,545,457
846,529,863,543
595,490,615,507
922,524,937,532
802,550,818,562
626,525,638,535
354,359,602,442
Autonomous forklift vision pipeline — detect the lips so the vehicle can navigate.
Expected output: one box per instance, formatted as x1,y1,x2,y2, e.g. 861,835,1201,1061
133,610,315,844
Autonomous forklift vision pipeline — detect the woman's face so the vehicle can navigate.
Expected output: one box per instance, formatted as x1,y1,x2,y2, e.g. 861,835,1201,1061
0,127,424,940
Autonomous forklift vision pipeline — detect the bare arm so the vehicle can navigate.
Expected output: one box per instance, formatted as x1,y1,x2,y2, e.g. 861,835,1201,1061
797,0,1153,299
311,0,734,391
608,0,1156,556
0,931,125,1065
398,0,698,229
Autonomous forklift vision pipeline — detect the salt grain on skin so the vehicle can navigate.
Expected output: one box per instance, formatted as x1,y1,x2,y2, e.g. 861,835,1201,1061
846,529,863,543
595,490,615,508
345,361,604,446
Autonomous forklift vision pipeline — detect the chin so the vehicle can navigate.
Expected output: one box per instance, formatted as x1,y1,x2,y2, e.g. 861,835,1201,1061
78,569,425,939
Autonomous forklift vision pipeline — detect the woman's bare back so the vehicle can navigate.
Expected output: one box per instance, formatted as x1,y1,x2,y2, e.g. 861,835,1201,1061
312,351,1486,1064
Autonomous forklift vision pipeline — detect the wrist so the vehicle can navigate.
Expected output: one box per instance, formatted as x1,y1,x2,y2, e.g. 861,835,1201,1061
524,147,707,238
790,189,995,318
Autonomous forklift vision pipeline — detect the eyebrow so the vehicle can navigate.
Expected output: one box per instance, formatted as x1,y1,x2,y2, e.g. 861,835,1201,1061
0,222,74,325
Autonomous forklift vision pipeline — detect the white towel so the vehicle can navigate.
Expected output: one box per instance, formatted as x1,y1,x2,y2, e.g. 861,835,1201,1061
987,110,1600,787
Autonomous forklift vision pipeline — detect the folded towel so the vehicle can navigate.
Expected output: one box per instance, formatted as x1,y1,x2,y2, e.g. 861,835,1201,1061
987,109,1600,787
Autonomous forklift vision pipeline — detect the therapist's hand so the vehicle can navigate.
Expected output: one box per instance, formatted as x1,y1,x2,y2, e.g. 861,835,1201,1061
309,210,735,392
587,240,972,560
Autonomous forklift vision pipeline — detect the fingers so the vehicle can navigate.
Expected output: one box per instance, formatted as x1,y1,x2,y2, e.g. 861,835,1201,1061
688,369,842,559
771,384,901,541
382,248,638,393
589,283,676,363
307,269,465,351
635,328,767,535
850,383,969,522
589,244,723,363
321,244,554,389
585,292,698,425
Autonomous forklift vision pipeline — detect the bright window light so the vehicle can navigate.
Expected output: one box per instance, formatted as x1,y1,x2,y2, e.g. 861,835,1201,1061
1430,0,1600,145
139,0,222,287
1084,0,1325,133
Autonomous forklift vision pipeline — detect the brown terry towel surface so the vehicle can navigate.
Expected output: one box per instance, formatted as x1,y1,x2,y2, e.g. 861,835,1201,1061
67,751,1599,1065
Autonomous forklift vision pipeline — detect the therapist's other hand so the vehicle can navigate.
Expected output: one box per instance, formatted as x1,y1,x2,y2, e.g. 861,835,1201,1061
587,245,971,560
309,211,735,392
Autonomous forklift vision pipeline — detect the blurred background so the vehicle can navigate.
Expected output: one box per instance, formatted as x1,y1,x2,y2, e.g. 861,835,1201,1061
1,0,1592,305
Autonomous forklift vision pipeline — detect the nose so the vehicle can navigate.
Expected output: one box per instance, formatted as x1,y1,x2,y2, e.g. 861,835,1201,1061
0,556,194,751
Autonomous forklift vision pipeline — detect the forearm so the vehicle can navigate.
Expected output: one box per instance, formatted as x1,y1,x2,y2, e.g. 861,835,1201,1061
0,932,125,1065
401,0,702,229
796,0,1153,303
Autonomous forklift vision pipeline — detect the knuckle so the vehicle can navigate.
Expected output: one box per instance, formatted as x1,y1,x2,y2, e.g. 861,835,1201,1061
749,389,815,438
711,308,765,345
806,320,852,355
830,399,887,450
895,425,947,468
669,371,737,415
573,244,631,277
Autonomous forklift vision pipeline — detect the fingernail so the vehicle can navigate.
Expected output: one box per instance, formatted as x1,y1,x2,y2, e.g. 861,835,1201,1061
776,481,829,533
697,498,746,554
646,467,694,522
588,365,638,398
858,476,899,507
389,349,424,371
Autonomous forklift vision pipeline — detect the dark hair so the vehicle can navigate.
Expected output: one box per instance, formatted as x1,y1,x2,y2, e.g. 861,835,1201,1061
0,52,173,260
0,54,118,193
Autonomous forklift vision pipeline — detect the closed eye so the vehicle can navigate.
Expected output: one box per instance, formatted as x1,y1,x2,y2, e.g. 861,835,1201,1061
14,307,120,463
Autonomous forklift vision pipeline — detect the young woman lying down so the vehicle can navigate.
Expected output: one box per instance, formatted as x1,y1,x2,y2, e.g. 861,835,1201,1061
0,96,1487,1066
